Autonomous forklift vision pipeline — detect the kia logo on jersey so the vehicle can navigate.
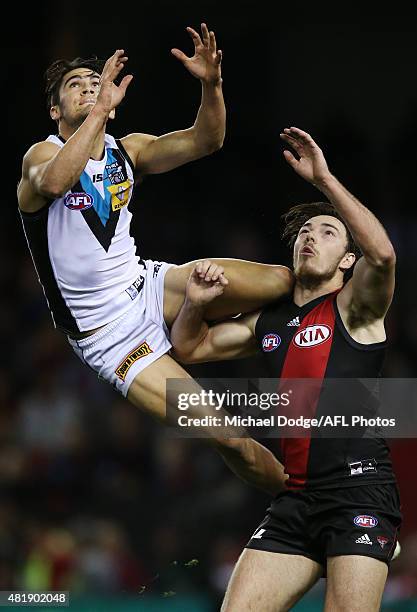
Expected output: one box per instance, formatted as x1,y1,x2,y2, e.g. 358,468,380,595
293,324,332,348
262,333,281,352
65,193,94,210
354,515,379,528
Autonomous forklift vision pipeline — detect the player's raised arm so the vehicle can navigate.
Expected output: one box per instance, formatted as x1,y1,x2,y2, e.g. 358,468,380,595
18,50,133,211
171,261,259,364
280,126,396,322
123,23,225,176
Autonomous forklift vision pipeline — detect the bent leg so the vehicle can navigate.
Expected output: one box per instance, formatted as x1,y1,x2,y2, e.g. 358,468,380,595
163,258,293,326
127,354,287,493
325,555,388,612
222,549,323,612
127,353,200,422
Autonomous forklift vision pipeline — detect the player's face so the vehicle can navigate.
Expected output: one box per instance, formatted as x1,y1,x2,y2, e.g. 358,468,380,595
53,68,101,127
293,215,355,285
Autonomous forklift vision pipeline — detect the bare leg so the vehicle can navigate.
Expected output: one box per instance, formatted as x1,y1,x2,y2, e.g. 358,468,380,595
324,555,388,612
163,259,293,326
222,549,323,612
127,353,286,494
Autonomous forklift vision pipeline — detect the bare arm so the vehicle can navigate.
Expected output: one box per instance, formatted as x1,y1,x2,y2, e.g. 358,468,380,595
281,127,396,321
319,176,395,321
171,261,287,495
18,50,133,211
123,24,225,176
18,109,108,209
211,437,288,496
171,261,259,364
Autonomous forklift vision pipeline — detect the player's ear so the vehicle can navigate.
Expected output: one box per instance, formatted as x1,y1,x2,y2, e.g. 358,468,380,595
340,252,356,272
50,105,61,121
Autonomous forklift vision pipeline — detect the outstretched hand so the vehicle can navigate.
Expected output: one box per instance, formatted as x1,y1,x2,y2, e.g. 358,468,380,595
96,49,133,116
186,261,229,307
171,23,222,85
280,127,331,186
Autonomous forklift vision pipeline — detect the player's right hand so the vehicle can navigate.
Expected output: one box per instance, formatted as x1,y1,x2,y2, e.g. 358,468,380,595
186,260,229,306
96,50,133,116
280,127,331,187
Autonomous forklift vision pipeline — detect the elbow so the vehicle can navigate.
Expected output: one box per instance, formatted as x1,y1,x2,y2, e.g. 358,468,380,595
38,178,66,199
170,348,195,365
384,247,396,268
209,134,224,153
371,245,396,269
198,134,224,156
201,140,223,156
272,265,295,295
213,134,225,151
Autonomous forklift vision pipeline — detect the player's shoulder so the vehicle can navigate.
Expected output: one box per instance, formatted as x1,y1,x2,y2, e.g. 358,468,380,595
120,132,157,162
121,132,157,149
22,139,60,168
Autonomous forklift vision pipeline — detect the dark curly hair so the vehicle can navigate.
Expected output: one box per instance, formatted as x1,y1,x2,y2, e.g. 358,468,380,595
44,56,104,109
282,201,362,260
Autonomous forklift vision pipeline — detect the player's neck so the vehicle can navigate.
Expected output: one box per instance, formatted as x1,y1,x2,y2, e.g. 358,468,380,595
58,123,106,161
293,277,343,307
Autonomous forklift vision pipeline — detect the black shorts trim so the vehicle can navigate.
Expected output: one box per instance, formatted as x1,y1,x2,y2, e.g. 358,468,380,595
246,484,402,570
246,539,323,567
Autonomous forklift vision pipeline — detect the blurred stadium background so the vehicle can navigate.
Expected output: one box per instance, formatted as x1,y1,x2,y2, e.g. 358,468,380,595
5,4,417,610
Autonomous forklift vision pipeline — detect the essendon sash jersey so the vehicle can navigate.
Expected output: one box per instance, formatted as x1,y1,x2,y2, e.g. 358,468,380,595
255,291,396,490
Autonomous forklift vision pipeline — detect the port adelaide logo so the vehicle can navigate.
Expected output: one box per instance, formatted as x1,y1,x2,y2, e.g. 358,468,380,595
354,515,379,528
293,324,332,348
262,333,281,352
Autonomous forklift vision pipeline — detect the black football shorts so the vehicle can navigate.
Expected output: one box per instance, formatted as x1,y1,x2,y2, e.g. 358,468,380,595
246,484,402,569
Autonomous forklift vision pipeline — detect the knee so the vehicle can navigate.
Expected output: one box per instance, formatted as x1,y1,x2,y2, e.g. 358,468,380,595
272,265,295,293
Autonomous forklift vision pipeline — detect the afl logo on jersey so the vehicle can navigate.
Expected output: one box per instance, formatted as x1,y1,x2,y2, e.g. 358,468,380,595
354,515,378,528
293,324,332,348
65,193,94,210
262,333,281,352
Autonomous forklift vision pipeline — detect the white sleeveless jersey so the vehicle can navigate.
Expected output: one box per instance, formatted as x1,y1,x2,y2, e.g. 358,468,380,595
20,134,145,334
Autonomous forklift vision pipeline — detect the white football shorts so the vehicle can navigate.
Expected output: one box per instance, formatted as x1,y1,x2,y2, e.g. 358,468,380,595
68,259,175,397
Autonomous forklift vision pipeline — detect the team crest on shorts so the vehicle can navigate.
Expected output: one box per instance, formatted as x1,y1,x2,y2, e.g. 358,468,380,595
115,341,153,381
377,536,390,549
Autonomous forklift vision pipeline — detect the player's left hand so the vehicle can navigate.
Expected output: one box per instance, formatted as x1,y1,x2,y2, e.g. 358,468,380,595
280,127,331,186
171,23,222,85
186,261,229,307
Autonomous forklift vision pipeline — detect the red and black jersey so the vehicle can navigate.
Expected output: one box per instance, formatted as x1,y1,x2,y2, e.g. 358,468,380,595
255,290,396,490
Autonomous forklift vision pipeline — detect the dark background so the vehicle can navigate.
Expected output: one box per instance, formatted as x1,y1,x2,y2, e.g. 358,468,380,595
4,4,417,609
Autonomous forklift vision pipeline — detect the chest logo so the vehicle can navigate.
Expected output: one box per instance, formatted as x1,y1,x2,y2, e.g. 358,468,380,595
287,316,300,327
262,333,281,352
293,324,332,348
65,193,94,211
108,179,133,211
